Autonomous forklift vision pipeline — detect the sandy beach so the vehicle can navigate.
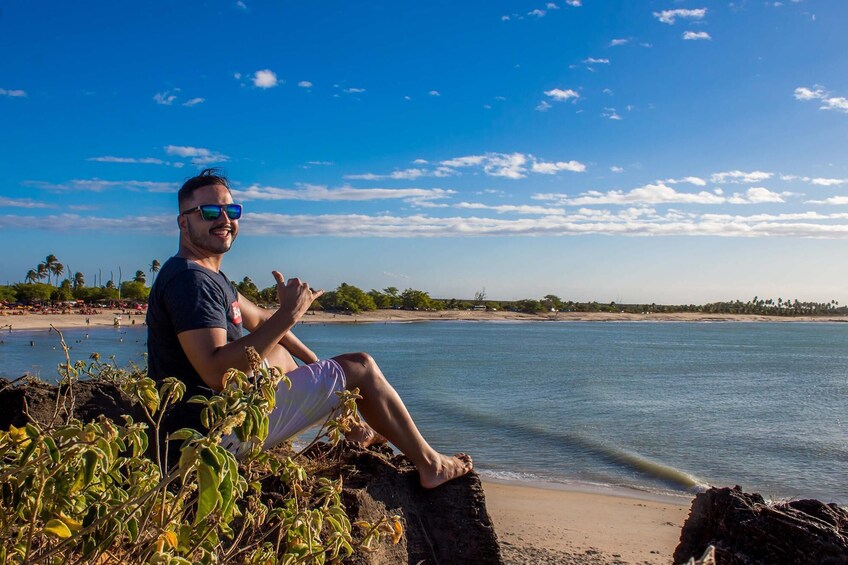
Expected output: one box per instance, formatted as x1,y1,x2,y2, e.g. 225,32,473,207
483,481,692,564
2,308,846,332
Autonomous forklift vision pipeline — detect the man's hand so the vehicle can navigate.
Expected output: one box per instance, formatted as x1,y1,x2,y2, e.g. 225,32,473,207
272,270,324,321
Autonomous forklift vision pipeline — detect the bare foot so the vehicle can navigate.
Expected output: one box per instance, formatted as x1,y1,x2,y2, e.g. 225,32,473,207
419,453,473,489
345,423,388,448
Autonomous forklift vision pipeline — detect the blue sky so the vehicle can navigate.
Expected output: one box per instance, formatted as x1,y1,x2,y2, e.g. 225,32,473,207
2,1,847,303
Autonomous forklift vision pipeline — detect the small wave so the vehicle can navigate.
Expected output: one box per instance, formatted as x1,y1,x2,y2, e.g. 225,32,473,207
437,400,707,492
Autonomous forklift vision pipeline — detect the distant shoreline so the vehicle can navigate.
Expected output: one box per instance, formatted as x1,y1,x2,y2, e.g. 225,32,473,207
2,309,846,332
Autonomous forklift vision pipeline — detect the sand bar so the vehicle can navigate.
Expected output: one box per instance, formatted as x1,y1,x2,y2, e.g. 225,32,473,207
483,480,692,564
2,308,846,332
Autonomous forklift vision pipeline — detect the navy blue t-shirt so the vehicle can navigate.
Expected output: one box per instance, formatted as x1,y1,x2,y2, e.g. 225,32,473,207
147,256,244,398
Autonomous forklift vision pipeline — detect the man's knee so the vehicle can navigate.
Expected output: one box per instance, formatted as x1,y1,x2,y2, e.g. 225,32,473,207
334,352,378,385
336,351,374,370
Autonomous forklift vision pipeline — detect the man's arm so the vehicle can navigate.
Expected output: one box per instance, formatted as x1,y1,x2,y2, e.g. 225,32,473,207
177,272,321,391
237,290,319,364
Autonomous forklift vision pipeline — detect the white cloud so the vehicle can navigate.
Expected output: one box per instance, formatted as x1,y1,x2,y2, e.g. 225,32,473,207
455,202,566,215
441,152,586,179
253,69,279,88
344,153,587,182
611,166,624,173
298,81,313,88
810,178,847,186
807,196,848,205
711,170,773,184
86,156,184,167
794,86,826,101
345,168,427,181
544,88,580,101
535,100,552,112
566,0,581,5
165,145,229,165
231,184,454,203
536,183,725,206
794,85,848,113
535,183,793,207
345,87,366,94
602,107,622,120
441,155,487,168
8,206,848,239
654,8,707,24
429,90,441,97
0,87,27,98
546,3,559,9
25,179,176,193
727,187,788,204
609,38,629,47
480,153,528,179
583,57,610,64
0,196,53,208
664,176,708,186
182,97,205,107
236,0,247,8
153,90,178,105
528,9,546,17
233,73,242,80
821,97,848,113
683,31,711,40
501,15,511,21
531,160,587,174
306,160,334,166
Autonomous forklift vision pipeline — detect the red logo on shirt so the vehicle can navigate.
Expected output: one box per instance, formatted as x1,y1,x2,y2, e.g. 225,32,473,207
231,301,243,325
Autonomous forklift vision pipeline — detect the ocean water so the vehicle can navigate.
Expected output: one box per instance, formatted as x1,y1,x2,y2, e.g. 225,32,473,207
2,321,846,503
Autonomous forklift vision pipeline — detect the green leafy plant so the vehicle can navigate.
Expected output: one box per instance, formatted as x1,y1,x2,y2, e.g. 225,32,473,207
0,329,401,564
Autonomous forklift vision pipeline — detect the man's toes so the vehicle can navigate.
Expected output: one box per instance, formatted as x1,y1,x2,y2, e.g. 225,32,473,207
455,453,473,469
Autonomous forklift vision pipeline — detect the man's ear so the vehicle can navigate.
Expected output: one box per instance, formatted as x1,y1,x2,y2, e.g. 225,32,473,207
177,214,187,233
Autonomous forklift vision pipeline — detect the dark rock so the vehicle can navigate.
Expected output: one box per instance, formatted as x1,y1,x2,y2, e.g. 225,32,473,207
674,486,848,565
333,443,503,564
0,378,504,564
0,377,144,430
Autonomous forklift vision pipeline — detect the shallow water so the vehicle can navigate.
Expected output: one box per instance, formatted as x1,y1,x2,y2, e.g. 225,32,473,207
2,321,846,503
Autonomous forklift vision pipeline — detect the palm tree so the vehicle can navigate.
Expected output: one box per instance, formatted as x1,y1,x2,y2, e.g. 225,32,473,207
73,272,85,289
149,259,160,283
44,254,58,284
50,262,64,286
36,263,49,283
25,269,38,284
134,270,146,284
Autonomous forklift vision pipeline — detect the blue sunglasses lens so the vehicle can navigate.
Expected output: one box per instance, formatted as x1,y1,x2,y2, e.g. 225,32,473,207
224,204,242,219
198,204,242,220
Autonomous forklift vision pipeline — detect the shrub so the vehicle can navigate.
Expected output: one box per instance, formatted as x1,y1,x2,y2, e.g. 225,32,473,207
0,332,400,564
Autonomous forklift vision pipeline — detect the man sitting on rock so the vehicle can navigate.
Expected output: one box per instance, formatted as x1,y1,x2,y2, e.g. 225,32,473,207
146,169,471,488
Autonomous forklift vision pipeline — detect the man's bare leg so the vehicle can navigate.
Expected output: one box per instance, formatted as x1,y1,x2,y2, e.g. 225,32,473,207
333,352,473,489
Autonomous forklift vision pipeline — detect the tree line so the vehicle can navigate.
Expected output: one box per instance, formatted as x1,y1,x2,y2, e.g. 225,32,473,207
1,254,161,304
3,256,846,318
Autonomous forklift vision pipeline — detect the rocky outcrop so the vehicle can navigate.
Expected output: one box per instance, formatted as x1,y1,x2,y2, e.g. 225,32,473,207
0,377,503,565
674,486,848,565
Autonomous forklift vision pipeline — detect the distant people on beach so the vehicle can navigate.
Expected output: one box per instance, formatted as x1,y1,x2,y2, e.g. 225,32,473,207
146,169,471,488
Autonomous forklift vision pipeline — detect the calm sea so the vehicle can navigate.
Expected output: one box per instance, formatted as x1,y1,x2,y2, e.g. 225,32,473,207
2,321,846,503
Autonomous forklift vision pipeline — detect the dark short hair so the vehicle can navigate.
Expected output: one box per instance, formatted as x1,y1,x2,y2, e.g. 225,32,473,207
178,168,232,206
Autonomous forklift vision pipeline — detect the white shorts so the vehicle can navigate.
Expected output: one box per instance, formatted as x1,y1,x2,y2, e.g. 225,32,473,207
222,358,347,458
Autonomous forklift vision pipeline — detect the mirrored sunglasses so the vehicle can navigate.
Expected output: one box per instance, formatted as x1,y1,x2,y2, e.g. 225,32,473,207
181,204,243,221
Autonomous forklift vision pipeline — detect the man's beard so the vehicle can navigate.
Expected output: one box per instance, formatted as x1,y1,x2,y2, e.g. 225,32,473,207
186,221,237,254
